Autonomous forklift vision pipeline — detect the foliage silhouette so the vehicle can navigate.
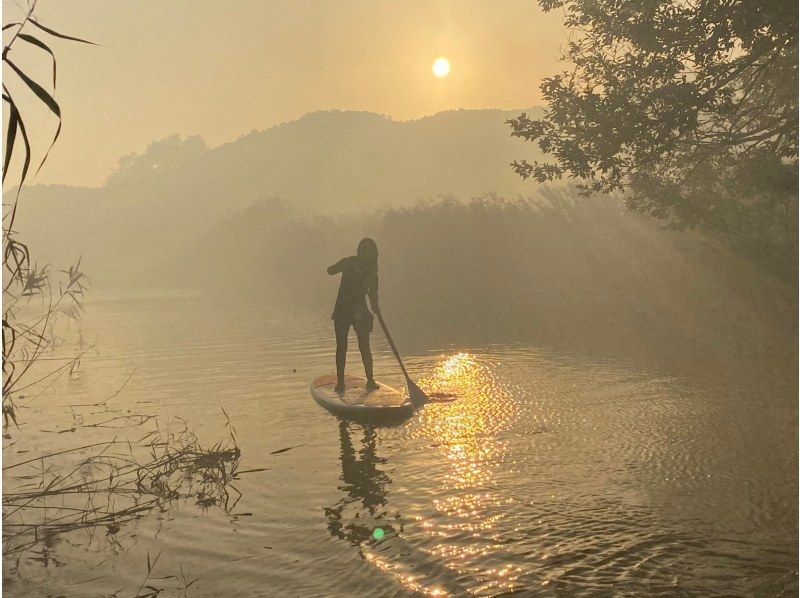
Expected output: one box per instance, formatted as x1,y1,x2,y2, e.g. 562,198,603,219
3,1,94,427
509,0,798,258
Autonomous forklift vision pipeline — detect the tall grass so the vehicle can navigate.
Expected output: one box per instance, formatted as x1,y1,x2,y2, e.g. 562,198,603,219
3,406,242,559
2,8,249,589
378,189,795,363
3,1,94,428
170,188,795,367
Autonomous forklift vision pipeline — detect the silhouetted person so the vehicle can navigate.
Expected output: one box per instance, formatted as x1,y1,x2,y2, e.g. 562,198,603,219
327,238,380,393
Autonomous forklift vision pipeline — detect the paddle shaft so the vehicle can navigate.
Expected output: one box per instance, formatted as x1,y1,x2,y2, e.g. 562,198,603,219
373,307,411,381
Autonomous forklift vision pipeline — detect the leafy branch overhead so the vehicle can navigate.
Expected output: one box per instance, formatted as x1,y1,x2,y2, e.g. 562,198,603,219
509,0,798,254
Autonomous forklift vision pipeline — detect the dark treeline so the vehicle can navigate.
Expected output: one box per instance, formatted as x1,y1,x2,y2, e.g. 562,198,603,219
161,186,795,368
10,108,538,286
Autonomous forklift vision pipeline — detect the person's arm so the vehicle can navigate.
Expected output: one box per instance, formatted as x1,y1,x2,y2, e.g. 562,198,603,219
367,275,379,313
327,258,345,275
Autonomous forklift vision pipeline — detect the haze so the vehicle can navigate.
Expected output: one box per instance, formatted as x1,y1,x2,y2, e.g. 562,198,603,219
3,2,795,596
2,0,564,187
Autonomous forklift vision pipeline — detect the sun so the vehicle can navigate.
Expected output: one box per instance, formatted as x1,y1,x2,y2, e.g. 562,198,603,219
432,57,450,78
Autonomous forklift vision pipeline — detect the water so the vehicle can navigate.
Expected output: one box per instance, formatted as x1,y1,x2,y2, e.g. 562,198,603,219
4,292,797,596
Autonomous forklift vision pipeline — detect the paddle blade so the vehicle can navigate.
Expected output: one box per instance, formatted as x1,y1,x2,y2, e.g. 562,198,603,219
407,378,429,408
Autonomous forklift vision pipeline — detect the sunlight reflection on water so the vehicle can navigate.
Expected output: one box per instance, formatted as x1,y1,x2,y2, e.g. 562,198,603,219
3,295,796,597
408,352,523,595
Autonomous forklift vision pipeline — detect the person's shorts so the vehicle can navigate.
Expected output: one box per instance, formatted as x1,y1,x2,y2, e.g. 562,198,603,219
333,311,374,334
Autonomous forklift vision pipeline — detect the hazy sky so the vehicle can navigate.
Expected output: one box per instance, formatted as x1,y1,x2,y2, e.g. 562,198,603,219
3,1,565,187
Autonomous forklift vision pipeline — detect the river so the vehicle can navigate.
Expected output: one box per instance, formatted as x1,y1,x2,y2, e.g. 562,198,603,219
3,292,797,596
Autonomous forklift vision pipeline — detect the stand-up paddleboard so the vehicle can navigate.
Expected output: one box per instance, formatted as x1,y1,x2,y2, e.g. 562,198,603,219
311,374,414,422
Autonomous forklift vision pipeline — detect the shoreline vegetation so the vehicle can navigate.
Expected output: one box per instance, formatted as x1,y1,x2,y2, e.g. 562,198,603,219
3,405,242,568
161,189,795,369
2,0,796,595
2,6,249,595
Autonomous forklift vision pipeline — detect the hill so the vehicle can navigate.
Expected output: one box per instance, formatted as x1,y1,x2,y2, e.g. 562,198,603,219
9,108,541,285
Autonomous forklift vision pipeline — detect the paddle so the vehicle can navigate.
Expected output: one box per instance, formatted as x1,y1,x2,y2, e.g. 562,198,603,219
373,306,429,407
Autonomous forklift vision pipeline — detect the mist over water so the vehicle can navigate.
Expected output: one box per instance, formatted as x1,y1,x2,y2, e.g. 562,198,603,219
4,109,796,596
4,293,795,596
12,108,794,371
169,188,795,371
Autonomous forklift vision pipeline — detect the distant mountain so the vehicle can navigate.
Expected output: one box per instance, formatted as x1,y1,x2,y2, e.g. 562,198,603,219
9,108,543,285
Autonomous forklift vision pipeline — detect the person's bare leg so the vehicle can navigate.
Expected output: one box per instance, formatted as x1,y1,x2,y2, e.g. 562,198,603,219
356,326,379,390
334,320,349,392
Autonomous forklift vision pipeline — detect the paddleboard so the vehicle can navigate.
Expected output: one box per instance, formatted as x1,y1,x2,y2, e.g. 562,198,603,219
310,374,414,422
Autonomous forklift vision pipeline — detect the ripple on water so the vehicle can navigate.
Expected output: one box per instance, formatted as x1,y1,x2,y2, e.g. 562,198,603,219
3,297,796,597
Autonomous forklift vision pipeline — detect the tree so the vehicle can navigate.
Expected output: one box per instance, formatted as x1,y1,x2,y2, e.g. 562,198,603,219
509,0,798,257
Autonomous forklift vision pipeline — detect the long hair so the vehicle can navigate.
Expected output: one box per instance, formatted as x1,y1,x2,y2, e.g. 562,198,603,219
357,237,378,276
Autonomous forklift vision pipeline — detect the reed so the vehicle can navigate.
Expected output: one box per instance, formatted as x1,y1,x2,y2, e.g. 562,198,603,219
3,407,242,558
3,1,95,429
2,14,247,596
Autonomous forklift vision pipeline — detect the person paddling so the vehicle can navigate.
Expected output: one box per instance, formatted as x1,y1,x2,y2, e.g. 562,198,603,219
327,238,380,393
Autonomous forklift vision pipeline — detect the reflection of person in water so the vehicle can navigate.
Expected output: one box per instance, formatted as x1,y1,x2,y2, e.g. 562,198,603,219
324,420,398,546
327,238,380,394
